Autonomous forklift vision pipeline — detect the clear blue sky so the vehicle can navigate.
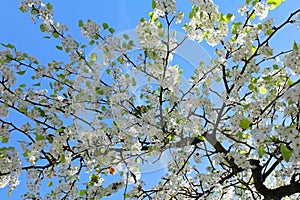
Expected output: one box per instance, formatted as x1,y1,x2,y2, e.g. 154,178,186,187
1,0,300,199
1,0,299,62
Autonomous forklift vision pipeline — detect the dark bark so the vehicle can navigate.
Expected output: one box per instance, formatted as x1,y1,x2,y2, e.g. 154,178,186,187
250,159,300,200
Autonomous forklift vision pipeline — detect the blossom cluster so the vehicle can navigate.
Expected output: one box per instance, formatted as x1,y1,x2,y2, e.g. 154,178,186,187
284,43,300,74
81,20,100,39
152,0,176,17
136,20,165,52
0,148,22,191
186,0,231,46
20,0,54,25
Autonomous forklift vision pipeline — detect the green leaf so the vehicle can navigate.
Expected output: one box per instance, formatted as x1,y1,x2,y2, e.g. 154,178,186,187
166,133,175,141
249,12,256,19
252,46,257,54
273,64,279,70
123,34,129,40
220,13,234,23
240,119,250,129
6,43,15,49
293,41,299,51
243,104,250,109
46,134,54,143
124,73,130,79
197,135,206,141
236,131,243,139
117,56,124,64
19,6,26,13
78,20,83,27
56,45,63,50
266,29,273,36
40,24,45,32
231,23,238,34
52,32,59,38
132,77,136,86
61,154,66,163
106,69,111,74
287,78,294,86
109,28,115,34
31,8,38,15
226,13,234,21
102,23,109,30
0,147,14,153
157,22,162,28
0,136,9,143
188,12,194,19
36,134,45,141
280,144,293,162
23,150,30,157
252,0,259,6
37,108,45,117
248,83,255,90
56,127,64,133
79,190,86,196
19,107,27,114
86,80,92,89
46,3,53,10
96,87,104,95
58,73,65,80
258,24,263,30
89,40,95,46
251,77,258,83
47,181,53,187
19,84,26,87
258,143,265,158
152,0,157,9
17,70,26,75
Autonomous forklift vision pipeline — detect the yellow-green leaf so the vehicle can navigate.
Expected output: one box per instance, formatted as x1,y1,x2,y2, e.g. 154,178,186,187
280,144,293,162
259,86,267,94
90,52,97,61
36,134,45,141
80,190,86,196
267,0,285,10
240,119,250,129
258,143,265,158
293,41,299,51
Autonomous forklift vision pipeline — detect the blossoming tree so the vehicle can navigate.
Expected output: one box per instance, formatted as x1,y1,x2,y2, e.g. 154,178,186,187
1,0,300,199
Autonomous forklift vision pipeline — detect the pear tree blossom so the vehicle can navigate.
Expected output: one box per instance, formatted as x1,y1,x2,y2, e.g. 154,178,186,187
1,0,300,199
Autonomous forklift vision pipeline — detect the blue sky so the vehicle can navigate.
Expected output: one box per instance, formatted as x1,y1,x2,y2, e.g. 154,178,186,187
1,0,299,62
1,0,300,199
